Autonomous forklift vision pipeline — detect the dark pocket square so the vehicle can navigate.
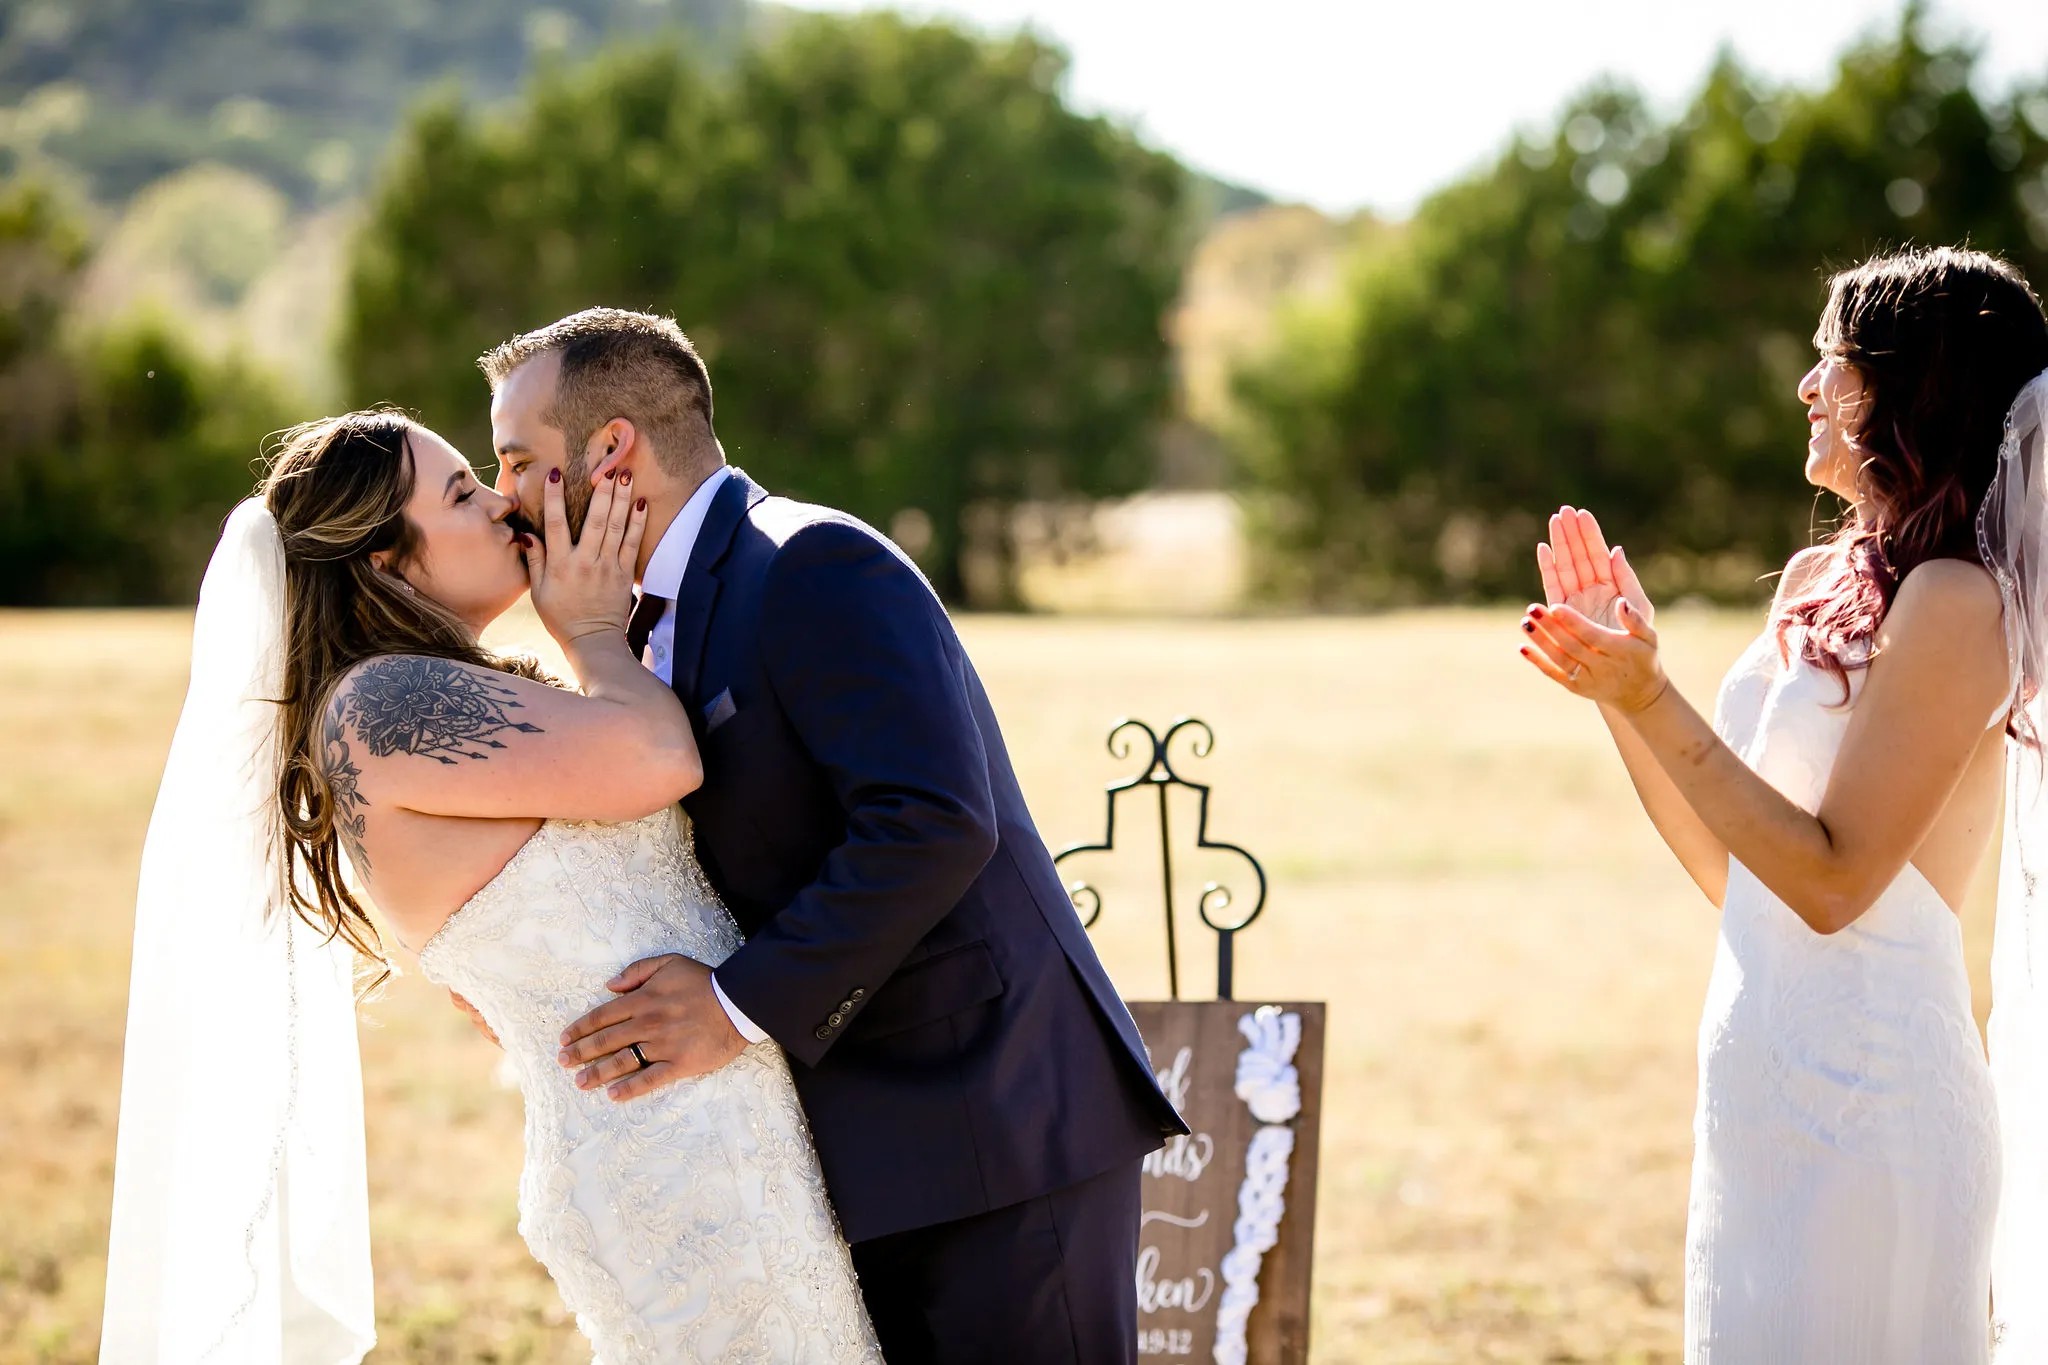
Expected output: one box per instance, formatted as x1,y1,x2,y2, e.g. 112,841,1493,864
702,688,738,732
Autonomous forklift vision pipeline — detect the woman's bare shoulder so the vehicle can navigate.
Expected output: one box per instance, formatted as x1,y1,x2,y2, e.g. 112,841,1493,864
1896,556,2001,608
324,654,552,763
1874,560,2006,693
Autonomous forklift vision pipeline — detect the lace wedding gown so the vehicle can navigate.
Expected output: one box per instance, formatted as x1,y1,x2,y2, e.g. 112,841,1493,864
1686,628,2001,1363
416,806,883,1364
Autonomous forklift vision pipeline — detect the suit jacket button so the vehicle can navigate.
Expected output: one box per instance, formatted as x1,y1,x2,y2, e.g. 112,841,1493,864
814,1026,832,1040
850,987,867,1001
838,999,854,1013
828,1012,845,1027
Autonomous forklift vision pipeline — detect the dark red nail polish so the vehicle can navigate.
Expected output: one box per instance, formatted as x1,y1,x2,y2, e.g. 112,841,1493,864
605,469,616,480
1522,620,1535,633
548,468,562,484
635,497,647,512
1530,605,1546,618
620,470,632,484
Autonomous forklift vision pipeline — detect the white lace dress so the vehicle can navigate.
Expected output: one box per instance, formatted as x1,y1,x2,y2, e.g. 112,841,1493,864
1686,629,2000,1363
416,807,883,1364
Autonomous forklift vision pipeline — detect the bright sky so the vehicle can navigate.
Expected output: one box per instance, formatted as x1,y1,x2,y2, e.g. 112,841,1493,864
796,0,2048,215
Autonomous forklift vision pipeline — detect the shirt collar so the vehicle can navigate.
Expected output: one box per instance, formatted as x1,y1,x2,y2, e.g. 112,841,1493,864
642,465,732,599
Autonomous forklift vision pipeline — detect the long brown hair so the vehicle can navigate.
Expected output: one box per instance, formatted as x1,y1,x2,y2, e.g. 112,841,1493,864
262,409,543,982
1779,247,2048,698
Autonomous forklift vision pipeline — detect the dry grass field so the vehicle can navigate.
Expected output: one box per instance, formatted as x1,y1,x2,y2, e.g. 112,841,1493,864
0,604,1997,1364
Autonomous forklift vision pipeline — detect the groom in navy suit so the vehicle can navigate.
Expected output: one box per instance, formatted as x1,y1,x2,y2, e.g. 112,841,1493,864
483,309,1186,1364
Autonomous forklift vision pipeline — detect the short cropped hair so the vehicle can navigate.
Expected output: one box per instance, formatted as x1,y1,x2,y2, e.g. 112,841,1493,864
479,308,715,474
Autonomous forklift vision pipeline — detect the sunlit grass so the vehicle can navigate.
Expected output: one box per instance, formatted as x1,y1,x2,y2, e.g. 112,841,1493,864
0,604,1995,1363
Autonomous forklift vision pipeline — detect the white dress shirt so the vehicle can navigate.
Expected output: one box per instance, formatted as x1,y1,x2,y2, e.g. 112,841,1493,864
636,466,767,1044
639,464,731,687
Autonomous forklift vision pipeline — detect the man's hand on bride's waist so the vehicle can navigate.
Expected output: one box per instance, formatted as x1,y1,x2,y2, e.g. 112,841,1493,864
557,953,747,1101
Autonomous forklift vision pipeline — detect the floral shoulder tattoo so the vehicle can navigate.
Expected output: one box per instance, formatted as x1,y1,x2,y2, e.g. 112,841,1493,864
319,656,546,871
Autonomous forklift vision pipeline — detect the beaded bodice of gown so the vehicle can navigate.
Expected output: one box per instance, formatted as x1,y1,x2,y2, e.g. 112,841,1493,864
1684,628,2000,1364
416,807,881,1365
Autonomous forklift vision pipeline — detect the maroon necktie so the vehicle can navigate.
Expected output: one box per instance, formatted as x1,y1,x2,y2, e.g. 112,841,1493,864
625,591,670,660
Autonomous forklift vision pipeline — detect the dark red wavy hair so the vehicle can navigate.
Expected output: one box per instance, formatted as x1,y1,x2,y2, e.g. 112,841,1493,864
1777,246,2048,699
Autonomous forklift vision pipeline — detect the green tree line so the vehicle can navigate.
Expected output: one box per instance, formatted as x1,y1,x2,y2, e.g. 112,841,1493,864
342,10,1191,603
0,182,293,604
1235,11,2048,605
5,5,2043,610
0,11,1193,606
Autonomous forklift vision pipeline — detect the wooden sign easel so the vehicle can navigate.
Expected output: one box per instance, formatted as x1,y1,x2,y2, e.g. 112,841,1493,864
1058,719,1324,1365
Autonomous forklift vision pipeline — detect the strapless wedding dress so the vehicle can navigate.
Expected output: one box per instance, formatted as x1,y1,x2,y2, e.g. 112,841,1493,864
416,807,882,1364
1685,629,2000,1363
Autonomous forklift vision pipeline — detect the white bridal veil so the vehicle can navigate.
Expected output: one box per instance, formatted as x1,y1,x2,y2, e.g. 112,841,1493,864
100,500,374,1364
1982,370,2048,1356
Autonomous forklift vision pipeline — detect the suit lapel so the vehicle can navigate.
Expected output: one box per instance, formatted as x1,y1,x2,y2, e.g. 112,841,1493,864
670,467,768,705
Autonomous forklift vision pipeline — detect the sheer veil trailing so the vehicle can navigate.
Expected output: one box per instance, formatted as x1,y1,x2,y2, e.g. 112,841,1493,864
1982,369,2048,1357
101,499,374,1364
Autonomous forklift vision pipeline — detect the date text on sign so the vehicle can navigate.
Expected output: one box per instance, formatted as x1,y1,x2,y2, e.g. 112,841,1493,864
1127,1000,1324,1365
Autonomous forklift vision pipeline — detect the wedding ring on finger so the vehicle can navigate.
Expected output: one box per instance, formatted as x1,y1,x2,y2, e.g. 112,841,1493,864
1568,663,1584,682
628,1042,650,1071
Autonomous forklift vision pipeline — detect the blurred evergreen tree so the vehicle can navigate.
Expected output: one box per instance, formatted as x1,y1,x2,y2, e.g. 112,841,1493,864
343,13,1189,603
0,179,89,597
1237,10,2048,605
0,182,294,604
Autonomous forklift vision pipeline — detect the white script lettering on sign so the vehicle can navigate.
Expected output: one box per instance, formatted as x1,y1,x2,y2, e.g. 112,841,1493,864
1124,1001,1324,1365
1136,1245,1217,1315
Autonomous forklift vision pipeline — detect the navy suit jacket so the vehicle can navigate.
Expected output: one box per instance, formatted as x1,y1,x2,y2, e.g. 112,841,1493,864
657,469,1186,1242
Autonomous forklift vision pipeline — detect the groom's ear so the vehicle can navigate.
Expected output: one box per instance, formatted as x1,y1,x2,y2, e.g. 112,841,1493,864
585,419,636,484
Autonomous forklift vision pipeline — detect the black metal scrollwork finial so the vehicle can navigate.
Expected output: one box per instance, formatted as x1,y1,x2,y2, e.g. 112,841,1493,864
1055,717,1268,1000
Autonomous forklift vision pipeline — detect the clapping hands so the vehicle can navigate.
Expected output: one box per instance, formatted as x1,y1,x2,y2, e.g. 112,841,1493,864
1520,506,1670,714
1537,506,1651,629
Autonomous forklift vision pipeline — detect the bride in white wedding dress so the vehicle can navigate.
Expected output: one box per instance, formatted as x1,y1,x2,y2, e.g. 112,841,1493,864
416,808,877,1362
102,410,880,1362
1519,246,2048,1363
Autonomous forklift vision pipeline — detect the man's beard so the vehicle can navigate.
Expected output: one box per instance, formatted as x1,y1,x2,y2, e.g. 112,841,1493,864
559,449,594,538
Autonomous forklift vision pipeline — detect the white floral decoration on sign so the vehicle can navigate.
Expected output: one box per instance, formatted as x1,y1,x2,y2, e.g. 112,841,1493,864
1212,1006,1302,1365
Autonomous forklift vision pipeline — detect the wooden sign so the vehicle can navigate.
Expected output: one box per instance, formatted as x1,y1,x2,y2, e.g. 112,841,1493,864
1127,1000,1325,1365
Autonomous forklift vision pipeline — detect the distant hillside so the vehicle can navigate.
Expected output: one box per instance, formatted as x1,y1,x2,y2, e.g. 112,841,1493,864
0,0,1267,217
0,0,752,204
5,0,1266,408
